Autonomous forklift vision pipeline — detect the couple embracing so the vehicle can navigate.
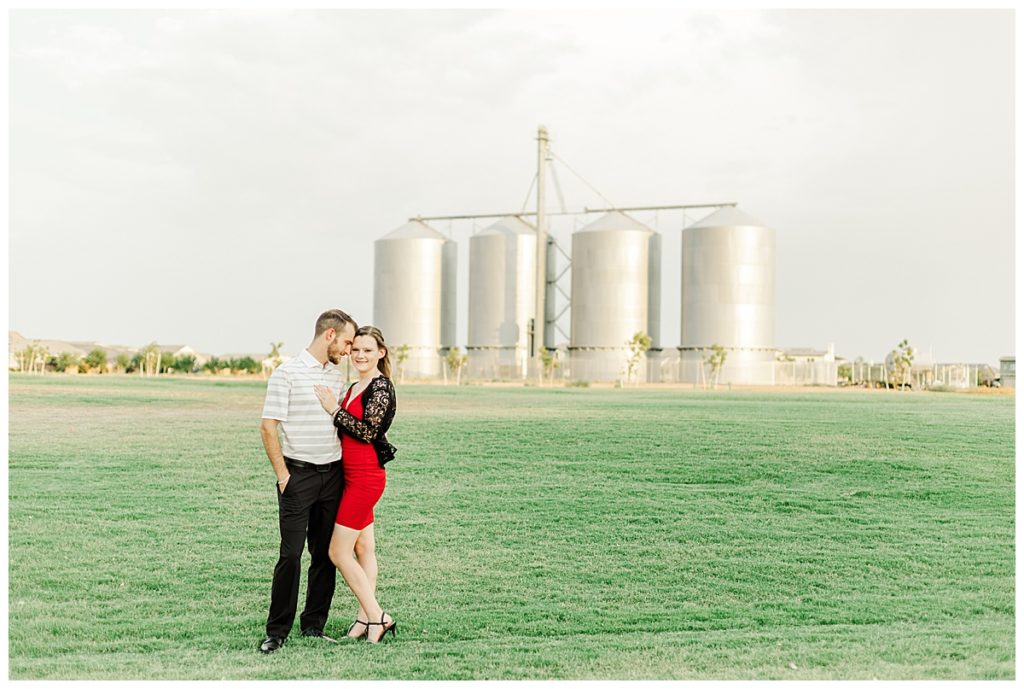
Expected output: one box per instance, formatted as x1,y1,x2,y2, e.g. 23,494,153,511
258,309,398,653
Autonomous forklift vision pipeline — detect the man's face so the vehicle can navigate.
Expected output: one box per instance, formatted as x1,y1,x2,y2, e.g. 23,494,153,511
326,324,356,365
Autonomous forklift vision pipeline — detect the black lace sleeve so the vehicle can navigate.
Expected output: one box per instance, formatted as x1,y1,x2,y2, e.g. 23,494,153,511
333,377,394,442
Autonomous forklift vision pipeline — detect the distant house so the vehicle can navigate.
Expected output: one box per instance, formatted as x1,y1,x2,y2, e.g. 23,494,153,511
8,331,26,369
9,331,89,371
9,332,208,372
32,339,87,357
777,345,835,364
68,341,137,370
221,352,267,362
101,345,141,368
156,344,210,368
76,342,209,370
999,357,1014,388
773,344,838,386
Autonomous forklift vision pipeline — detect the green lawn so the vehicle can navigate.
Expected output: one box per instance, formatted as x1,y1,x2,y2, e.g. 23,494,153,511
7,374,1015,679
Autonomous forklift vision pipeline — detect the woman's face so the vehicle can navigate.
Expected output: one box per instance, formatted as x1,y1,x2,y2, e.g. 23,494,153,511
351,335,384,374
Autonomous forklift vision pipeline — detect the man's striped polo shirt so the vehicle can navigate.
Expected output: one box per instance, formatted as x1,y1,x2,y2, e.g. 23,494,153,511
261,349,346,464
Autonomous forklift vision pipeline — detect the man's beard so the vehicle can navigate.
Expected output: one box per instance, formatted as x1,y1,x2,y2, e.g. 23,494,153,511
327,349,342,365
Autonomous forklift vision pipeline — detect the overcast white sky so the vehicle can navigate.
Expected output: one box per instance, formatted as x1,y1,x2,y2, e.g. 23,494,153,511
9,9,1015,363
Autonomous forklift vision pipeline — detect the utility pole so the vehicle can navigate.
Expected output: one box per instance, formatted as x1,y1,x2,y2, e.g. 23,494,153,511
533,125,549,359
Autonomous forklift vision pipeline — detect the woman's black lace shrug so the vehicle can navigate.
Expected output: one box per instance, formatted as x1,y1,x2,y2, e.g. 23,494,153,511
332,375,397,467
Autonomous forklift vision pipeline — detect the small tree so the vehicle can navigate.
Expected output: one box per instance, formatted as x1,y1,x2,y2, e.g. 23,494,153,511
229,356,260,375
888,338,914,390
84,347,108,373
17,342,48,374
263,341,284,378
35,345,49,374
624,331,652,386
116,353,132,373
202,356,223,375
540,348,560,385
837,363,852,383
158,351,178,374
703,343,728,390
53,351,81,373
141,342,161,376
19,342,50,374
446,347,468,386
395,344,410,383
15,345,30,372
175,354,197,374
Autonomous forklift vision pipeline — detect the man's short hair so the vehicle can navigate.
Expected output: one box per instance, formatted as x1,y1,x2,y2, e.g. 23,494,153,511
314,309,358,338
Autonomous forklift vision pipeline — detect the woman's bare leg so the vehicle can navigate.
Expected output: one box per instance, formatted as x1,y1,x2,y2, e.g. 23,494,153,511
347,525,378,637
330,524,391,640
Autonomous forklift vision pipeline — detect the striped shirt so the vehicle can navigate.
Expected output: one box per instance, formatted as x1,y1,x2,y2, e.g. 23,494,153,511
261,349,346,464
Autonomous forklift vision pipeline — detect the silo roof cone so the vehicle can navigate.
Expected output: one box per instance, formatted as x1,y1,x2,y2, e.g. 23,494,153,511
578,210,655,234
479,216,536,236
687,206,766,229
379,219,448,241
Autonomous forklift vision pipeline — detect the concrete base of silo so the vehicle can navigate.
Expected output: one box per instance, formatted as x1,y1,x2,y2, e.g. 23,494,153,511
775,360,838,386
466,347,531,381
568,347,650,383
392,347,443,381
645,349,676,383
675,348,778,386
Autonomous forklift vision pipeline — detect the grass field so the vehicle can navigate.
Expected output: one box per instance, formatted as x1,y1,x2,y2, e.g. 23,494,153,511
7,374,1015,679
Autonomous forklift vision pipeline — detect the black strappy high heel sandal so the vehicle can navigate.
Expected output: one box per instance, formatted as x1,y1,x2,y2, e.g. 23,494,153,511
345,619,369,640
365,611,397,643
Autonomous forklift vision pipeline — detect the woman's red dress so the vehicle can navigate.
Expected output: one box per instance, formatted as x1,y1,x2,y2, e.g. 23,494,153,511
335,385,387,530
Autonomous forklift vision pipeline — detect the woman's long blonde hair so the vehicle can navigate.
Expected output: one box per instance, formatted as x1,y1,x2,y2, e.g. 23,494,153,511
355,325,391,379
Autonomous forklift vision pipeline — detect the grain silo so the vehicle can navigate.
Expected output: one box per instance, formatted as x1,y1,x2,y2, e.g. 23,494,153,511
569,211,660,382
679,206,776,385
373,219,456,380
646,231,664,382
466,216,537,379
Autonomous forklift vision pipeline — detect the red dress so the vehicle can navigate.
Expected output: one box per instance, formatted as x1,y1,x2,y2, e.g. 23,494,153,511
335,385,387,530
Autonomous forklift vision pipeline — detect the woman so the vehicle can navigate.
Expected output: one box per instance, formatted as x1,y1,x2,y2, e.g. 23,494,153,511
313,325,398,643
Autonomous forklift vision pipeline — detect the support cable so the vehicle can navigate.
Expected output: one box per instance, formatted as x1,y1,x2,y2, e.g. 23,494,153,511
549,149,617,209
549,159,568,214
519,173,538,215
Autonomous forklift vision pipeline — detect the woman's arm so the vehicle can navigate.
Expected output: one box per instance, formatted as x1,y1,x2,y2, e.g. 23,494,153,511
333,378,393,442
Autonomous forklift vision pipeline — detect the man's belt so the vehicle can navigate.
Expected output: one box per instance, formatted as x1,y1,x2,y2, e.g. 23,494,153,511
284,457,341,473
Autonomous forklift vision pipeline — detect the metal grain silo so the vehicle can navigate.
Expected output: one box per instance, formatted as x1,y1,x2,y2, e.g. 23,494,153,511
466,216,537,379
569,211,660,382
679,206,776,385
441,239,457,350
373,219,456,380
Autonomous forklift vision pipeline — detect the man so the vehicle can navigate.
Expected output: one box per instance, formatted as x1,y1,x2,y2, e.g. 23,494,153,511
259,309,358,654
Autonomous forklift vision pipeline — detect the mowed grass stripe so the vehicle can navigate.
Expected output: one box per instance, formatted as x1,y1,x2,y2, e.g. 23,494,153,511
8,375,1014,679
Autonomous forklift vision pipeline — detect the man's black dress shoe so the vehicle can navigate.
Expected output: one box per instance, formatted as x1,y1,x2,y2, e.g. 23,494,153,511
260,635,285,654
300,627,325,638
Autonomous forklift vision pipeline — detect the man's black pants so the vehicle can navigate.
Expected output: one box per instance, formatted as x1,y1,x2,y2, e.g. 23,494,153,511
266,458,343,638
